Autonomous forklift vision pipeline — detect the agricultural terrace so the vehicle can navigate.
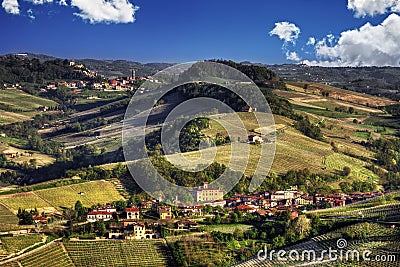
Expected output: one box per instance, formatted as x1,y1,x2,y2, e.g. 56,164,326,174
234,222,400,267
0,180,123,213
0,144,55,167
286,82,396,108
2,242,74,267
64,240,173,267
0,234,44,258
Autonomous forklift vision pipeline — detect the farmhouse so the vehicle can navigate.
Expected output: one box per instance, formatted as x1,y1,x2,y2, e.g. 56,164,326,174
2,149,18,157
126,207,140,220
87,211,113,222
248,135,263,143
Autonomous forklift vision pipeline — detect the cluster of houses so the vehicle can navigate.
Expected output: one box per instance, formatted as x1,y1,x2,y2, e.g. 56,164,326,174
80,183,383,240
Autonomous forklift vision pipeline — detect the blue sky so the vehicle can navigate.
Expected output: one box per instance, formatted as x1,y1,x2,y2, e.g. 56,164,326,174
1,0,400,66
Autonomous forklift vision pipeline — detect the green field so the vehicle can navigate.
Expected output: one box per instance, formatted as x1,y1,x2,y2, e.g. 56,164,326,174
0,180,124,213
0,89,57,112
0,89,57,124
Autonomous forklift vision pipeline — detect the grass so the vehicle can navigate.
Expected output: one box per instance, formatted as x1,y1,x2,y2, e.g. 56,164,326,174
292,104,363,118
0,180,124,213
0,89,57,124
354,130,371,139
0,89,57,112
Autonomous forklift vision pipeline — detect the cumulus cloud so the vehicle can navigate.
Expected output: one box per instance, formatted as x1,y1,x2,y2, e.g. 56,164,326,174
305,13,400,66
306,37,316,46
27,0,53,4
348,0,400,17
58,0,67,6
71,0,139,24
286,51,301,61
269,21,301,44
2,0,19,14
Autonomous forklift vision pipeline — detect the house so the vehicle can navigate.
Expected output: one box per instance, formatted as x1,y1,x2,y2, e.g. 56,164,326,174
295,195,314,206
175,220,200,231
157,206,172,220
203,199,226,208
248,135,263,144
95,205,117,213
132,223,146,239
270,190,298,201
2,149,18,157
126,207,140,220
194,182,224,203
180,206,202,217
87,211,113,222
236,205,256,214
33,216,47,224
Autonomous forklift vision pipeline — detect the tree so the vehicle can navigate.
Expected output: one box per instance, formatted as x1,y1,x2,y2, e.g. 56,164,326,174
17,209,34,225
233,228,244,240
94,221,106,236
342,166,351,176
214,214,221,224
272,235,285,248
293,215,311,238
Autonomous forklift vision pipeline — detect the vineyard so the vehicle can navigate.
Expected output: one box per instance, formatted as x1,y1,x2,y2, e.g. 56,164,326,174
233,223,400,267
325,153,379,182
0,234,44,261
1,239,174,267
0,180,124,213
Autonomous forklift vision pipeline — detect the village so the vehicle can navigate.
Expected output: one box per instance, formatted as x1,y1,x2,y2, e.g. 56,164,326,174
26,182,384,241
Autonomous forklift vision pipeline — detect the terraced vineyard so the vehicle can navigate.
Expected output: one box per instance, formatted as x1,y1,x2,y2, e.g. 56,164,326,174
233,223,400,267
0,203,18,227
1,239,173,267
1,242,74,267
325,153,379,181
0,234,44,261
64,240,173,267
0,180,124,213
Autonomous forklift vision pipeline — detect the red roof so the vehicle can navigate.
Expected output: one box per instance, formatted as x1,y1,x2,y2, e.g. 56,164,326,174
236,205,255,211
126,208,140,212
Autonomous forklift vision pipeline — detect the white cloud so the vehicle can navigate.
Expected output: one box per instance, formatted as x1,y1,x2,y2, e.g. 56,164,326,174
27,8,35,19
71,0,139,24
286,51,301,61
306,37,315,46
306,13,400,66
269,21,301,44
2,0,19,14
348,0,400,17
58,0,67,6
27,0,53,4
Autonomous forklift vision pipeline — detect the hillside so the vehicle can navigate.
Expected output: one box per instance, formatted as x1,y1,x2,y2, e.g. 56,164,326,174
267,64,400,100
